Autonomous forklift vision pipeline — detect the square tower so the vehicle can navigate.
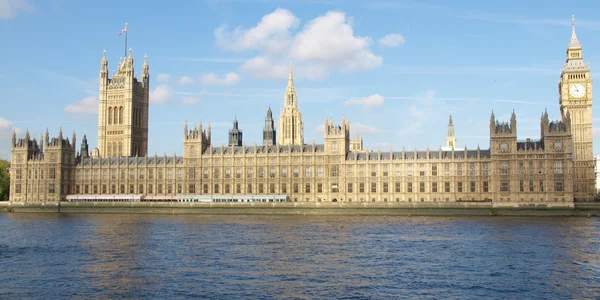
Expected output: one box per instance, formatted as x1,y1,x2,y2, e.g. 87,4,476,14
98,49,150,158
558,16,594,200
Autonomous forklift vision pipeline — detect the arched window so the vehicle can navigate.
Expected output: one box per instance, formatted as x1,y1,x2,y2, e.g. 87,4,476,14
118,142,123,156
113,107,118,125
107,142,112,157
108,107,112,125
119,107,124,124
113,143,118,157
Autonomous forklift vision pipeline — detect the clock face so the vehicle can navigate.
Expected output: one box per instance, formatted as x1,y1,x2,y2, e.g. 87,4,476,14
569,83,586,98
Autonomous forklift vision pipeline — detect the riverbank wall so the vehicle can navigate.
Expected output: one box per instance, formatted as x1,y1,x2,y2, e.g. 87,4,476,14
1,201,599,216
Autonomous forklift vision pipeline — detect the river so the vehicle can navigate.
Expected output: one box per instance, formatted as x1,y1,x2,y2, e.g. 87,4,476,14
0,214,598,299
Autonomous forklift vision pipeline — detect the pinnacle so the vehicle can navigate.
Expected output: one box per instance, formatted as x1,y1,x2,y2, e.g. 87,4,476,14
569,15,581,49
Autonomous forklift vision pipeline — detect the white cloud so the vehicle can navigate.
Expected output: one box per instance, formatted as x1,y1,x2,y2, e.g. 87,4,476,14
156,73,170,83
0,0,34,20
178,76,194,85
164,57,249,63
181,96,201,106
290,11,382,71
379,33,405,47
421,89,436,105
0,117,13,129
214,7,299,55
351,123,379,136
396,89,437,135
344,94,384,110
241,57,288,80
199,72,241,86
216,8,382,80
64,96,98,115
150,85,173,104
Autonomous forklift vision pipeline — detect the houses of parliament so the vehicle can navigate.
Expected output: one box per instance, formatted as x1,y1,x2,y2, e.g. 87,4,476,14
8,17,595,206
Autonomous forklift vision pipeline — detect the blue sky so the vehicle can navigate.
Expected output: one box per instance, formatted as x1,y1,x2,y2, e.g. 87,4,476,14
1,0,600,159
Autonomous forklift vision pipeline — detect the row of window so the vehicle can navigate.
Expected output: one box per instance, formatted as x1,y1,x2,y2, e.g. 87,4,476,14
107,106,124,125
500,160,564,175
14,160,566,183
15,169,56,180
500,180,564,192
13,180,566,196
14,183,55,194
71,181,493,196
74,163,495,181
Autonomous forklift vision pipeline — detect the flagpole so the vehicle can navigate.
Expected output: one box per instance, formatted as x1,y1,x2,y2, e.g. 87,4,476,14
124,22,128,58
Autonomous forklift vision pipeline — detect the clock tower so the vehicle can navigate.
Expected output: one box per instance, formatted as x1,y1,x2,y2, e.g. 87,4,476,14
558,15,595,201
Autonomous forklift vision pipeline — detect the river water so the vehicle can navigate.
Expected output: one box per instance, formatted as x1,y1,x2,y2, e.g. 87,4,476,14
0,214,598,299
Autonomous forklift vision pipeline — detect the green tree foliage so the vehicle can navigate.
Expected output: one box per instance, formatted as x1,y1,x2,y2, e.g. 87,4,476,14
0,159,9,201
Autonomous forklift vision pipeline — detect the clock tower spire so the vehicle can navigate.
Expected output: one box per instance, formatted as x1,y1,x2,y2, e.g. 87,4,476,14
558,15,595,201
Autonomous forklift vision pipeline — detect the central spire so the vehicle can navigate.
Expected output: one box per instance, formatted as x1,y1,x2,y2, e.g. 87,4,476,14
288,61,294,86
446,114,456,149
284,61,298,108
278,60,304,146
569,15,581,49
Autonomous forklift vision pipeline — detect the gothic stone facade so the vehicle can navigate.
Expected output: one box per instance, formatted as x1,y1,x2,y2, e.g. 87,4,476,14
8,18,592,206
9,112,574,206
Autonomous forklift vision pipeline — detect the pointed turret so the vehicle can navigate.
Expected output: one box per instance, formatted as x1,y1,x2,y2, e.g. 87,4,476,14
100,50,108,75
489,111,496,135
207,122,211,143
565,15,585,63
284,61,297,108
44,128,49,147
142,54,150,85
263,107,276,146
72,131,76,151
11,130,16,148
278,61,304,146
446,113,456,149
510,110,517,136
288,61,294,86
81,134,89,158
184,120,188,139
229,117,243,147
568,15,581,50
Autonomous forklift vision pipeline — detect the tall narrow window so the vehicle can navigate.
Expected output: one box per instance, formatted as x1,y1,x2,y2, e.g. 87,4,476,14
119,106,124,124
108,107,113,124
554,161,563,174
113,107,118,125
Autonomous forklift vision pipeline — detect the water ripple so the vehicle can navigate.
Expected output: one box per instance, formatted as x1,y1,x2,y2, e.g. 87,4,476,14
0,214,598,298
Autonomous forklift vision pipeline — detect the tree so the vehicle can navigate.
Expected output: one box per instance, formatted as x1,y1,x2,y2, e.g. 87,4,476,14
0,159,9,201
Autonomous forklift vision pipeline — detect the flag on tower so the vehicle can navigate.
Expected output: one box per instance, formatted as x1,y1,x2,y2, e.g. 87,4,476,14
119,23,127,36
